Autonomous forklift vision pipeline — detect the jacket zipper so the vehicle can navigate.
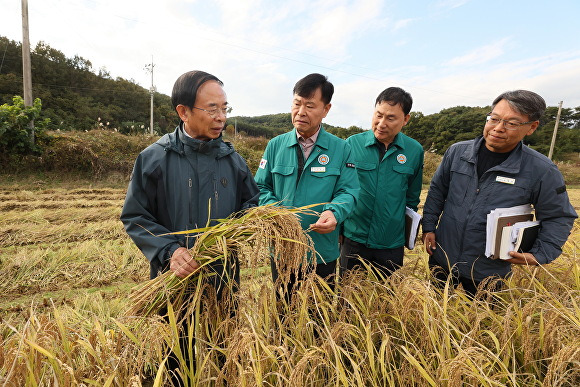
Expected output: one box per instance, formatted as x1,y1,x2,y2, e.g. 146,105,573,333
188,178,193,226
213,177,219,211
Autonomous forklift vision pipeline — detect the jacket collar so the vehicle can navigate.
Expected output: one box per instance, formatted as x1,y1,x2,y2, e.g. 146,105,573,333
463,136,523,174
364,130,404,149
287,126,331,150
157,125,234,158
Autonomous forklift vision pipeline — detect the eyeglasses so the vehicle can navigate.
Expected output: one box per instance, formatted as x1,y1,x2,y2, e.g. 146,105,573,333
485,114,535,131
192,106,231,118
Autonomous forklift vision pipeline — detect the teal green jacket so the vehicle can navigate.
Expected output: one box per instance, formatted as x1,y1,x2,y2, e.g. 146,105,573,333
255,127,360,264
343,130,423,249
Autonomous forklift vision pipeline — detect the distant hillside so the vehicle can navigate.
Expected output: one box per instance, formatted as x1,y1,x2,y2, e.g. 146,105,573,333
2,35,579,159
0,36,177,134
230,113,364,139
0,36,359,138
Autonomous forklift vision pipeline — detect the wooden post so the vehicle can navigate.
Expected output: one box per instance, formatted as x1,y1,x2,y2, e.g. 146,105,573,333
548,101,563,161
145,57,155,135
21,0,34,145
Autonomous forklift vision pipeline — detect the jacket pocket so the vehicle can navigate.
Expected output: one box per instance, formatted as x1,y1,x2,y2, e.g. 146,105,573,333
272,165,295,176
447,167,471,206
487,178,532,207
356,162,376,171
392,165,414,174
392,165,414,190
309,167,340,179
271,165,296,203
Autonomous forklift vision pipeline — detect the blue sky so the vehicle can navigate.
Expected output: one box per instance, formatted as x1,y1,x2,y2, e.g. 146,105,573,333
1,0,579,128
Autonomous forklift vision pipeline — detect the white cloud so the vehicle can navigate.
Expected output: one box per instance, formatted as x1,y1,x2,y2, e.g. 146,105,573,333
444,38,511,67
405,50,580,114
435,0,470,10
2,0,579,129
392,18,416,31
289,0,386,58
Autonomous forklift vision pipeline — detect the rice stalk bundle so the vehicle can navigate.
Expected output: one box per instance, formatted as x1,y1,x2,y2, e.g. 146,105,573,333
125,204,315,318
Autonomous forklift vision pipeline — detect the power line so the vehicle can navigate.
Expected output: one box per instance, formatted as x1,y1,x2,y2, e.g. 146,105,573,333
21,0,487,103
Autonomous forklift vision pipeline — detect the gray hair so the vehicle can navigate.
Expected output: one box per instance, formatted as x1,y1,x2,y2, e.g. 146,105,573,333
492,90,546,121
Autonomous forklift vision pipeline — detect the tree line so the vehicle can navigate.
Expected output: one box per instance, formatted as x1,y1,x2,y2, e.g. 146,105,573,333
228,114,364,139
404,106,580,157
0,36,176,134
1,36,578,159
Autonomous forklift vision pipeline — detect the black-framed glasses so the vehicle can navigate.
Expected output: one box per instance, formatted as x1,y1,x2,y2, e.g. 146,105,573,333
485,114,535,131
192,106,231,118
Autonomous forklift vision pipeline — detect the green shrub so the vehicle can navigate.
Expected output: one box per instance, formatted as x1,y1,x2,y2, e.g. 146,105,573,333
0,96,50,155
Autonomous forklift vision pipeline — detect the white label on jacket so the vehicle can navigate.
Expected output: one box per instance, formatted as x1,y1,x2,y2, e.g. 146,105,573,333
311,166,326,172
496,176,515,185
259,158,267,169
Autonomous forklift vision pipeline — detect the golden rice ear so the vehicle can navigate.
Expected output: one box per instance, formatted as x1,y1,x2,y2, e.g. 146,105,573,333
125,204,314,319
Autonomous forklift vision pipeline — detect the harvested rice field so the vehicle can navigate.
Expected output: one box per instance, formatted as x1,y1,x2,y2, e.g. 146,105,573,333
1,181,578,386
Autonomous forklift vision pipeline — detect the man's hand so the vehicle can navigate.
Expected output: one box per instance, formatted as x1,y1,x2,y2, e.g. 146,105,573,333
169,247,200,278
422,232,436,255
505,251,539,266
309,210,337,234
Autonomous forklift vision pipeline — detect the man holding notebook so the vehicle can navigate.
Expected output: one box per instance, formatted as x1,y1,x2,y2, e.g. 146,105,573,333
340,87,423,278
422,90,577,296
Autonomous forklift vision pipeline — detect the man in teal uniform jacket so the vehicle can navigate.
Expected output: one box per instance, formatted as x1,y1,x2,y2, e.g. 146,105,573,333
341,87,423,277
254,73,359,298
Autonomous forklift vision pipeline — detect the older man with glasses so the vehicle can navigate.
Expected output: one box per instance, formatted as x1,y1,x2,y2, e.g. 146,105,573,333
121,70,259,384
422,90,577,297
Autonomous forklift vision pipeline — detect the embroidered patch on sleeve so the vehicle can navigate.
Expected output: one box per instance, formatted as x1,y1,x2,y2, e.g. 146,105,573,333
259,158,268,169
556,185,566,194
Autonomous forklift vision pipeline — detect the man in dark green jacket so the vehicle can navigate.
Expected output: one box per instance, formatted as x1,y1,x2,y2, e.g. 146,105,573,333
341,87,423,278
255,73,359,298
121,70,258,280
121,70,259,382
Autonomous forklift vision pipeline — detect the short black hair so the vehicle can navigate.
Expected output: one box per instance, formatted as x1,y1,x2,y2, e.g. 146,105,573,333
293,73,334,105
375,87,413,115
171,70,223,110
492,90,546,121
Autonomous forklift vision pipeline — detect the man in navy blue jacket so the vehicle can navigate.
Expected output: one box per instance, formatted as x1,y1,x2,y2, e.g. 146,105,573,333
422,90,577,296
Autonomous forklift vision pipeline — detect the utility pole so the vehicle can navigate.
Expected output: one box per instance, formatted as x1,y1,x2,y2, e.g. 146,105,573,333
21,0,34,145
548,101,563,161
144,57,155,135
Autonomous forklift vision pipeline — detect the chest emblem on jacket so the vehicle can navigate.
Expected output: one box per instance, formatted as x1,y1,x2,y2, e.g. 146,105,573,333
396,154,407,164
318,154,330,165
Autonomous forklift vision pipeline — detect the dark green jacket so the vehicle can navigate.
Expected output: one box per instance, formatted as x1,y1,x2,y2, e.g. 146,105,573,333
255,127,360,264
121,126,259,278
343,130,423,249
